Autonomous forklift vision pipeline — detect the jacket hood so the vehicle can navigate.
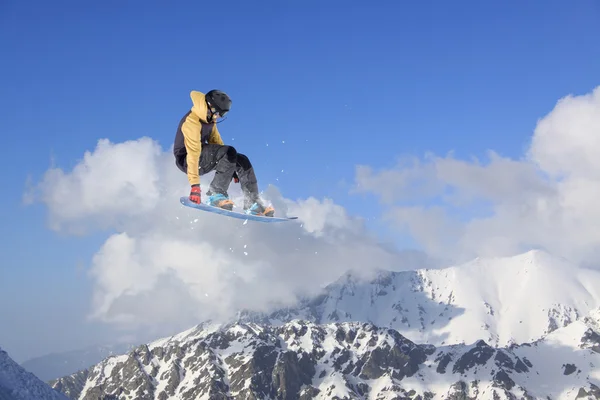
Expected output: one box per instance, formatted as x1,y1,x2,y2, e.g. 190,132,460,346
190,91,209,123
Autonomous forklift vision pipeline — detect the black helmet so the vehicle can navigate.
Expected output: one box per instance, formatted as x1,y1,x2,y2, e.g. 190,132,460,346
205,89,231,117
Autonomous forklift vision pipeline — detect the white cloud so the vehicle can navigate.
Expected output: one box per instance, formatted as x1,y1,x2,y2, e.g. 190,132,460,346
354,85,600,267
27,137,166,234
528,87,600,179
27,137,424,337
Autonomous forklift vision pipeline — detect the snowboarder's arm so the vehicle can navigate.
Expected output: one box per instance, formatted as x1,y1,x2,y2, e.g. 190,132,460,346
181,114,202,186
209,124,225,145
181,91,211,186
208,125,237,182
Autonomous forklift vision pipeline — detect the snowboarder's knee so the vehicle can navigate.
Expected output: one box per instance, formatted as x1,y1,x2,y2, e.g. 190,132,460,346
217,145,237,163
236,153,252,170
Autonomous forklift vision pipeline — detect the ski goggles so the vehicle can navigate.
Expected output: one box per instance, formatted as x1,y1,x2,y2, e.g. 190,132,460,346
208,105,227,118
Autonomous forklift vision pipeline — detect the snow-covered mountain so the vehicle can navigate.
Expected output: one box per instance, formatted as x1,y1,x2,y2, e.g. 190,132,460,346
20,343,136,382
242,249,600,348
0,346,69,400
46,249,600,399
50,318,600,400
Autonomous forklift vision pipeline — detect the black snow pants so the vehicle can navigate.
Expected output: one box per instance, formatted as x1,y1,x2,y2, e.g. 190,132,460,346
199,144,261,208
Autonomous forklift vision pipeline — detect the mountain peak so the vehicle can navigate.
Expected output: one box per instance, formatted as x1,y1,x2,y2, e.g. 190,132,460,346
458,248,574,273
238,250,600,349
0,346,68,400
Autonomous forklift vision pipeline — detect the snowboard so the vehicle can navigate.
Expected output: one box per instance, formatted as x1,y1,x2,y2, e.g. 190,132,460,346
179,197,298,223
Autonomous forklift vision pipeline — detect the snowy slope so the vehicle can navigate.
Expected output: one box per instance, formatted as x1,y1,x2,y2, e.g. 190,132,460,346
0,346,68,400
247,249,600,348
50,318,600,400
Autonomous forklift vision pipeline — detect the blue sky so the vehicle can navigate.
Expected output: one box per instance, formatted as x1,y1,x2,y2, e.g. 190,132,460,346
1,0,600,363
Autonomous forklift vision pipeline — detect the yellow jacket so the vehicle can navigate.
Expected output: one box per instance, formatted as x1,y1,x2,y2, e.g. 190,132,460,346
174,90,225,186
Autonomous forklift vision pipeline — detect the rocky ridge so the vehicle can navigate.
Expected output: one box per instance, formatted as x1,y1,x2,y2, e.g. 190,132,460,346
50,318,600,400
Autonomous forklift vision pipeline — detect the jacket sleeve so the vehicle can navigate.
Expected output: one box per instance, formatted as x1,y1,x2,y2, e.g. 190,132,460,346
209,124,225,145
180,112,202,186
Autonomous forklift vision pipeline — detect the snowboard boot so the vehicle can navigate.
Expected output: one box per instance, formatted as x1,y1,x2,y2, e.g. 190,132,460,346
245,201,275,217
208,193,234,211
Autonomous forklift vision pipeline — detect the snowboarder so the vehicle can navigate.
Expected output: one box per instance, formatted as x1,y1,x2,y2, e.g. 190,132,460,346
173,89,275,217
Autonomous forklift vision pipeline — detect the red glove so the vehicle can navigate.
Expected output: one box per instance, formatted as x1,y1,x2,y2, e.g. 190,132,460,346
189,184,201,204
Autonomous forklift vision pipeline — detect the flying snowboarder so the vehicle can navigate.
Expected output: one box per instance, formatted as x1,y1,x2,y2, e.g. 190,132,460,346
173,89,275,217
